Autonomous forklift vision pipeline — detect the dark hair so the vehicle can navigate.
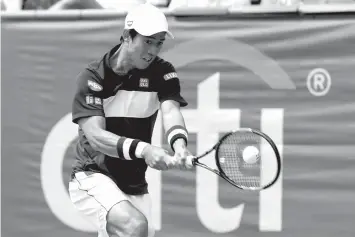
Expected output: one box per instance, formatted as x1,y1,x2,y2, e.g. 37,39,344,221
120,29,138,43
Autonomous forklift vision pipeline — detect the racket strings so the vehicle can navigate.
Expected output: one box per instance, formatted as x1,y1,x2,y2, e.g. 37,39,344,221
217,131,262,188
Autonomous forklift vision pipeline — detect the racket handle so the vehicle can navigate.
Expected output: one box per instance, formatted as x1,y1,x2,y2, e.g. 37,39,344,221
186,155,197,166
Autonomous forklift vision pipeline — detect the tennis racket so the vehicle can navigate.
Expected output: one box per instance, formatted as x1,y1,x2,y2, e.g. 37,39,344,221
189,128,281,191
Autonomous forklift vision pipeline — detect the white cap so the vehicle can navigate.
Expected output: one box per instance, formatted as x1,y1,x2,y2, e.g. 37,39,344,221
124,3,174,39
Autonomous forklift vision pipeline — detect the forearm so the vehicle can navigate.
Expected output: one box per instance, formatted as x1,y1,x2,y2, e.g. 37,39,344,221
90,129,148,159
162,107,188,151
90,129,120,157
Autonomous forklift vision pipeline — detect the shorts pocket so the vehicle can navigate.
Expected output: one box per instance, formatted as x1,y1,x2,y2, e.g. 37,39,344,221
74,172,103,191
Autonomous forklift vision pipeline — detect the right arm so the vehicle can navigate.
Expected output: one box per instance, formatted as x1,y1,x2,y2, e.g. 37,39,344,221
79,115,175,169
78,115,147,159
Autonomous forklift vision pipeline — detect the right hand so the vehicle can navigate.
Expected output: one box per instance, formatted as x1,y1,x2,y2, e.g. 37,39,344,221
141,145,176,170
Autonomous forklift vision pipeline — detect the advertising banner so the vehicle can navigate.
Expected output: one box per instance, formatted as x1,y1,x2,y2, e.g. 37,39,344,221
2,16,355,237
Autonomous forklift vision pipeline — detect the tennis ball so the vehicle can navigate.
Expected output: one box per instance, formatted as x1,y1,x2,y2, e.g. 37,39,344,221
242,146,259,164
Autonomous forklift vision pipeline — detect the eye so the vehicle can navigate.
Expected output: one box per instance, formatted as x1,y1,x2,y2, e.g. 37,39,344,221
145,40,153,45
157,41,164,46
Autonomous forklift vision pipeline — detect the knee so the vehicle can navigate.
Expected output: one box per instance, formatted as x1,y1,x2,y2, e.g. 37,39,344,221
127,213,148,237
107,213,148,237
106,202,148,237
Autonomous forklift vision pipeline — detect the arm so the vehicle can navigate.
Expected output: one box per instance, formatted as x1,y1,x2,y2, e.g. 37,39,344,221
78,116,147,159
157,60,193,169
161,100,193,169
72,70,147,160
78,115,174,169
161,100,188,152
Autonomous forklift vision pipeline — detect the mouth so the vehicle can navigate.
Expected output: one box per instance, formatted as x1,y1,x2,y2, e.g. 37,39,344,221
142,57,153,63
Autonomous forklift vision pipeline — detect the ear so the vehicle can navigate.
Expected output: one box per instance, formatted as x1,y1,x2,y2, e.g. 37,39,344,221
122,30,131,42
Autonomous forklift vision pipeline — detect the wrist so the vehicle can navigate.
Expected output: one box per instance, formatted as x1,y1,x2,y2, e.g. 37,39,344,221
116,137,149,160
166,125,188,152
139,143,151,159
172,138,187,152
136,142,149,159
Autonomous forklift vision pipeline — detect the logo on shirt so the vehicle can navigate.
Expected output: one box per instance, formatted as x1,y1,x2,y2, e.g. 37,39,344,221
86,95,102,105
139,78,149,88
94,97,102,105
163,72,178,80
86,95,94,104
87,80,103,92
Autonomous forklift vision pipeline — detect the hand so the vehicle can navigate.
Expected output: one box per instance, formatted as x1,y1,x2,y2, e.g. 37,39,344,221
141,145,176,171
173,145,194,170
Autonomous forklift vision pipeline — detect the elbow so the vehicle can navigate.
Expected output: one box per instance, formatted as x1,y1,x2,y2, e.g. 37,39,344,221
89,139,101,152
164,107,180,120
86,136,101,152
85,129,105,152
161,100,180,117
78,116,107,153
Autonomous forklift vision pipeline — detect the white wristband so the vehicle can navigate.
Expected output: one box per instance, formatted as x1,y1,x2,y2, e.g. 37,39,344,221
166,125,188,151
135,142,149,159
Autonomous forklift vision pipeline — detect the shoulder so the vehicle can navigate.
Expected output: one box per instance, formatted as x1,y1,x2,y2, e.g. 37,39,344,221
85,58,105,81
75,66,103,93
150,57,176,72
77,66,102,84
83,44,118,81
149,57,178,80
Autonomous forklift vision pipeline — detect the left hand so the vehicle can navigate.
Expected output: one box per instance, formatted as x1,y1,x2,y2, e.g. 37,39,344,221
173,146,194,170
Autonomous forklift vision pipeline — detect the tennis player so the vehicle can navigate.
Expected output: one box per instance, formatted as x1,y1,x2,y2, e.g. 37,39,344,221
68,3,192,237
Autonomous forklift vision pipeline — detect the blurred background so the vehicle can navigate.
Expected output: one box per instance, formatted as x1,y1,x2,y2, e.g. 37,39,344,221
1,1,355,237
0,0,354,11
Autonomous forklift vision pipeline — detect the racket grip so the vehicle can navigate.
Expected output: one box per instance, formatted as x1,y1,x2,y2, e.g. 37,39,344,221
186,155,197,166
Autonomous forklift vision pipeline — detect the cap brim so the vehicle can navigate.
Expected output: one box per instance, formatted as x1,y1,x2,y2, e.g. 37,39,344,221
134,27,174,39
166,30,174,39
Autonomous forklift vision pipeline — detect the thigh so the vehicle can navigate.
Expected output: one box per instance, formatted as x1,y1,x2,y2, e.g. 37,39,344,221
69,172,129,237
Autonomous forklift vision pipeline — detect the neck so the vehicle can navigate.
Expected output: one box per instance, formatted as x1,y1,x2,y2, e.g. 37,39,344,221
110,44,134,75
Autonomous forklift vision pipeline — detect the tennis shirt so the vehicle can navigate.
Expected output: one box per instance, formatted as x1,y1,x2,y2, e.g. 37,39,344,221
71,44,187,195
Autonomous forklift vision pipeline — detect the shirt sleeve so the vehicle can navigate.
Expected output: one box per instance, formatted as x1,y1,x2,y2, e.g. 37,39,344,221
72,69,105,124
158,61,188,107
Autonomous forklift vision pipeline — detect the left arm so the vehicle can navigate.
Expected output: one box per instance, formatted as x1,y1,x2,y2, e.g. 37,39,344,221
158,60,193,169
161,100,188,152
161,100,193,169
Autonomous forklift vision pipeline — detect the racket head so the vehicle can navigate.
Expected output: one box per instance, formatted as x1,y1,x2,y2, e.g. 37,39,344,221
214,128,281,190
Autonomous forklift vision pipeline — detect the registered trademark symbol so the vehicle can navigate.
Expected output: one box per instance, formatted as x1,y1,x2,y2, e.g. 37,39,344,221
307,68,331,96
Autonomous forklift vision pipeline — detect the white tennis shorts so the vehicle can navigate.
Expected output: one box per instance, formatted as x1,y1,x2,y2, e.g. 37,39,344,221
69,172,155,237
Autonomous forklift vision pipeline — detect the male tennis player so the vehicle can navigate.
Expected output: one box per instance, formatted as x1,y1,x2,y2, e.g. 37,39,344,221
68,3,192,237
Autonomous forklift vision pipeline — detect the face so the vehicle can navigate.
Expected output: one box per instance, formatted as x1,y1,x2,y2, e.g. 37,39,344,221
127,32,166,69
